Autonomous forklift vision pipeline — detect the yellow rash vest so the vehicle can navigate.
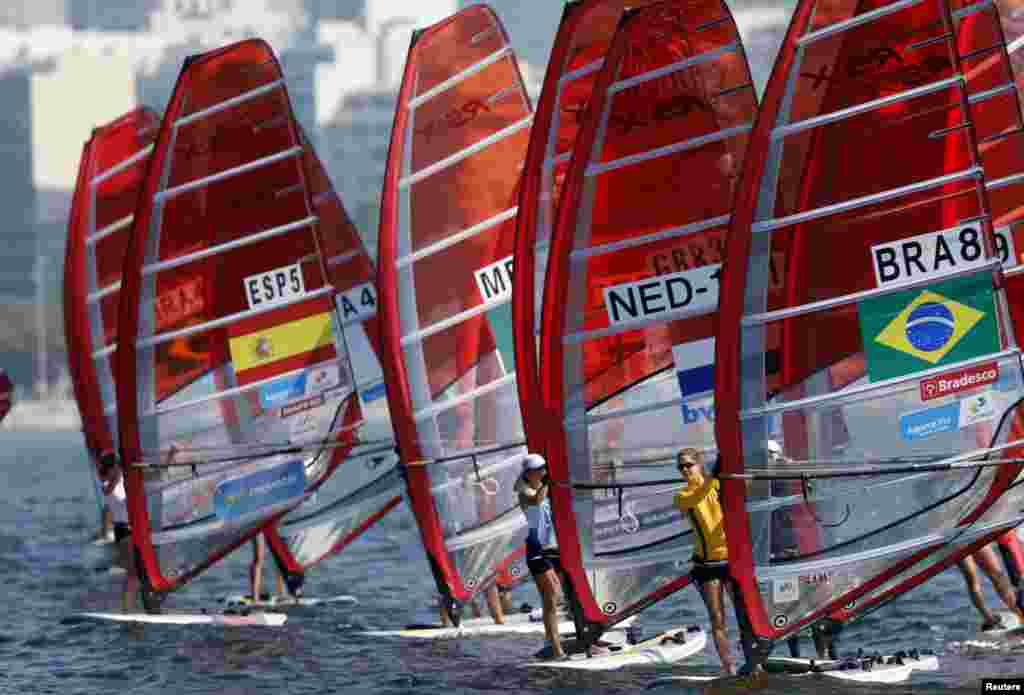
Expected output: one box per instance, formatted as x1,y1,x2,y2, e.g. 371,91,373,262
673,477,728,563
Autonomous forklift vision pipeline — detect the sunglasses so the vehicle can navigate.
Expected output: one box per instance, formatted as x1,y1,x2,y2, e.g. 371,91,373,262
677,461,697,469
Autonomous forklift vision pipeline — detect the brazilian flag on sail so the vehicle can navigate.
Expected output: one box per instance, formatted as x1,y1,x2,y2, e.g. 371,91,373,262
858,273,999,382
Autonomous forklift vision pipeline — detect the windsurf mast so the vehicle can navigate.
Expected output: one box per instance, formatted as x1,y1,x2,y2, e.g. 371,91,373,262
716,0,1024,652
262,131,403,587
539,0,757,638
117,39,361,596
377,5,534,618
64,107,159,520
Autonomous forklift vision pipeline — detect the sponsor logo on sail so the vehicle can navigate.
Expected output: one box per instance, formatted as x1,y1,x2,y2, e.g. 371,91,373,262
214,459,306,522
259,372,307,409
672,338,715,399
899,403,959,440
959,390,996,427
919,362,999,401
773,578,799,603
361,381,387,403
243,263,305,310
281,394,326,418
858,274,999,381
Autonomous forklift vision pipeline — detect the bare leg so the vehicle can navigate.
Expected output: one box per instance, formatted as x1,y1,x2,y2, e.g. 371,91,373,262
276,570,285,598
699,578,736,675
250,537,264,601
485,584,504,624
439,598,451,627
974,544,1022,618
812,624,832,659
499,588,514,614
100,508,113,541
536,569,565,658
119,537,137,612
959,556,995,625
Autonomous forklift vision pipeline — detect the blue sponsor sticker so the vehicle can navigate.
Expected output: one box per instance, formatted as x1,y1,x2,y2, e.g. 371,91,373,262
213,460,306,522
899,402,960,441
259,372,308,409
677,365,715,400
361,381,387,403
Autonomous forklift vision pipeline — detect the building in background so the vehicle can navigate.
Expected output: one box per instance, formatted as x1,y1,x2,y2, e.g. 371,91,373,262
0,0,790,412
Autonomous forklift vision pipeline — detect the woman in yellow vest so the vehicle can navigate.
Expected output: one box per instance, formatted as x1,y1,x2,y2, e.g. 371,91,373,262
674,447,760,676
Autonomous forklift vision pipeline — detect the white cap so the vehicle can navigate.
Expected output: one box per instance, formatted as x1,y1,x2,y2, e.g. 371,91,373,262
767,440,783,458
523,453,547,471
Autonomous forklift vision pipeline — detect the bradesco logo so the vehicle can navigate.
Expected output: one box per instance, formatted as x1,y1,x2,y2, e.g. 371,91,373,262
919,362,999,401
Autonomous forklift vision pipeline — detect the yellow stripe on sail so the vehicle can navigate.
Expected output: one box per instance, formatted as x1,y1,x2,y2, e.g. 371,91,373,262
229,312,334,373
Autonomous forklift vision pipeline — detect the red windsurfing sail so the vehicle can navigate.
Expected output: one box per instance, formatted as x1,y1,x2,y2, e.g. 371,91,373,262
539,0,757,632
514,0,664,454
825,0,1024,624
377,6,534,614
117,40,361,595
716,0,1024,650
263,132,403,585
64,108,160,518
0,368,12,424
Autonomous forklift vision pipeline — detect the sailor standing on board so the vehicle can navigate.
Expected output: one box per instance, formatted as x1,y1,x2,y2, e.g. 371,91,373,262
674,448,758,676
248,535,286,604
956,542,1024,631
516,454,567,660
97,450,137,612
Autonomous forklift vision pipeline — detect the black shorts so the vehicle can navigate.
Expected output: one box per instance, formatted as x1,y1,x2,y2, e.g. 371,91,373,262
690,561,730,588
114,522,132,543
527,548,561,577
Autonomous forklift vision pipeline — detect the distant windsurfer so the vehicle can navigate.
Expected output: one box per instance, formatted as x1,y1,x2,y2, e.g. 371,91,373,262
98,450,137,612
766,439,840,660
516,453,566,660
996,530,1024,610
249,535,286,603
957,542,1024,631
674,448,758,676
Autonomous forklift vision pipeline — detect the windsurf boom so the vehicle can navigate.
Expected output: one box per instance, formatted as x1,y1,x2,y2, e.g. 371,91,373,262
64,108,160,521
116,39,361,595
537,0,758,637
377,6,534,616
262,133,403,589
715,0,1024,652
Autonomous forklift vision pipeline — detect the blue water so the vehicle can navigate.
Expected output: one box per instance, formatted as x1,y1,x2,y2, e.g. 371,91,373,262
1,429,1021,694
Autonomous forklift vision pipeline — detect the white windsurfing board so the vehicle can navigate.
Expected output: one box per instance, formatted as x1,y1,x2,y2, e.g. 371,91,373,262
525,626,706,671
646,651,939,687
361,612,636,639
979,610,1022,636
71,611,288,627
222,594,357,609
